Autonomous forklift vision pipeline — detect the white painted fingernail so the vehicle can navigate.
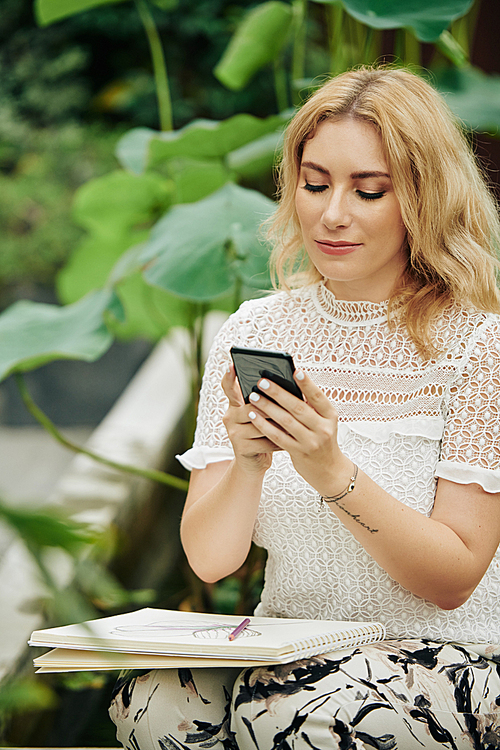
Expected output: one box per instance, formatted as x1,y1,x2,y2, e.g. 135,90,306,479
259,379,270,390
249,411,257,419
249,392,260,402
296,370,304,381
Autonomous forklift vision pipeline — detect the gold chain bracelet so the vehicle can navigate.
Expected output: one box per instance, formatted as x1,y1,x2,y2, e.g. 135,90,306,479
321,463,358,504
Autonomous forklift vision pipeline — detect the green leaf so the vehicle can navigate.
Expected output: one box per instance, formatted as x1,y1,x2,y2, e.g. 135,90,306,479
214,1,294,90
168,158,232,203
142,183,275,300
0,499,96,551
58,234,146,303
0,289,117,382
312,0,474,42
227,130,284,179
150,0,178,9
58,170,173,304
111,273,193,339
434,66,500,134
74,557,154,609
45,586,99,625
115,115,288,173
115,127,158,175
35,0,125,26
151,114,288,165
73,170,173,236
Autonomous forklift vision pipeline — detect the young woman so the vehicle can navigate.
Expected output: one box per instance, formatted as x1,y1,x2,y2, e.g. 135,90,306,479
110,66,500,749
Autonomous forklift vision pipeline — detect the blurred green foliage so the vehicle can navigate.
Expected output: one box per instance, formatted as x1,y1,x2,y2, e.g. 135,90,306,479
0,126,123,307
0,0,278,310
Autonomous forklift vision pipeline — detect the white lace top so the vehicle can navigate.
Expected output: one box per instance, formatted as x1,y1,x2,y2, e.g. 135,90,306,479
178,282,500,643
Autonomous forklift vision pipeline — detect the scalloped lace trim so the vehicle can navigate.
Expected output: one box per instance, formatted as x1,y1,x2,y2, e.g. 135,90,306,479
177,445,234,471
178,418,445,471
338,417,444,443
436,460,500,493
314,282,389,325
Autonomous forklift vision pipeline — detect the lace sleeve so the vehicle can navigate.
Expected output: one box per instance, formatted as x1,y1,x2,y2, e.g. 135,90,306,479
176,304,257,470
436,316,500,492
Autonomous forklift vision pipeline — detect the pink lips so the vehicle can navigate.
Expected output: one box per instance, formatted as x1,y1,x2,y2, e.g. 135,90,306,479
315,240,362,256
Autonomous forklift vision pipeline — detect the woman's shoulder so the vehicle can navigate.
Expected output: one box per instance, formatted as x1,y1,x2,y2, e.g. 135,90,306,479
436,303,500,361
229,286,316,323
211,286,318,351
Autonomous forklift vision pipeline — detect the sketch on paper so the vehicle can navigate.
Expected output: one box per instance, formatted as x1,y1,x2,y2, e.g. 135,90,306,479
111,619,261,640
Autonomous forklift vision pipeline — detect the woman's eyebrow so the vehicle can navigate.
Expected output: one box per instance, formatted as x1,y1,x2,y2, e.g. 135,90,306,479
351,170,391,179
300,163,391,180
300,161,329,175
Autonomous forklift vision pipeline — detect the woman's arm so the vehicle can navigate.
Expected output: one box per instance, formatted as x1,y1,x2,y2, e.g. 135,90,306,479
180,366,280,582
246,371,500,609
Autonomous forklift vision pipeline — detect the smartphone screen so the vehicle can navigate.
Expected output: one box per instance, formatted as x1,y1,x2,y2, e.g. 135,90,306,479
230,346,303,404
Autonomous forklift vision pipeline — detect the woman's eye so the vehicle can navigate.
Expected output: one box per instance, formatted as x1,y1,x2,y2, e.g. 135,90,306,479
357,190,386,200
303,182,328,193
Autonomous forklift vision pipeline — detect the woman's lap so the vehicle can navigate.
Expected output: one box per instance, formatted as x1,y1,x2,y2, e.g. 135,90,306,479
109,639,500,750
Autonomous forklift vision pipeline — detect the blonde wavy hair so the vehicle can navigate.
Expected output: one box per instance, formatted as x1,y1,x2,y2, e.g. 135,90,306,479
269,66,500,356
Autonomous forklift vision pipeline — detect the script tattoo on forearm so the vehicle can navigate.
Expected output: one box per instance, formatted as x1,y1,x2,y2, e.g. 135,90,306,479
328,497,379,534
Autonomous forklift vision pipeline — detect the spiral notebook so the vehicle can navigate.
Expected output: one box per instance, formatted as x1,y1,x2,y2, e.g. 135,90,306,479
30,607,385,673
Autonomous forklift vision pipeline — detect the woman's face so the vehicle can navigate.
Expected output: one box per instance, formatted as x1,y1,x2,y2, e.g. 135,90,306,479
295,117,407,302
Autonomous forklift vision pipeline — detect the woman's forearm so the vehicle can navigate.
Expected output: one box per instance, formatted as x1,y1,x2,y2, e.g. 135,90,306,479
321,469,493,609
180,460,265,583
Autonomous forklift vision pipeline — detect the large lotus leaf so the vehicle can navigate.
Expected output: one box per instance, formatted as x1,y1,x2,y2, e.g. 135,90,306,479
116,115,288,174
35,0,125,25
57,231,151,304
110,273,194,340
59,170,173,303
168,158,232,204
73,170,173,236
148,113,289,167
115,128,158,175
231,227,275,290
227,130,284,180
142,183,275,300
0,289,118,382
214,2,294,91
312,0,473,42
433,67,500,134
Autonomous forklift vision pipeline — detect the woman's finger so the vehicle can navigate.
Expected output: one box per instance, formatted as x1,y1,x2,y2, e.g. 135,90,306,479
221,364,245,408
247,407,292,451
252,371,335,429
293,370,336,417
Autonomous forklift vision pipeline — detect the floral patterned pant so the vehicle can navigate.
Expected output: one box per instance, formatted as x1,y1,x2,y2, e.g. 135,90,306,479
109,639,500,750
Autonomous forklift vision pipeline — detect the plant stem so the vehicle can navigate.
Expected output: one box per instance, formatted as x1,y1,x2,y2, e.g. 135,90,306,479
403,29,421,67
451,0,481,58
134,0,173,131
233,276,243,315
273,56,290,113
328,3,345,76
393,27,404,64
14,374,188,492
291,0,307,104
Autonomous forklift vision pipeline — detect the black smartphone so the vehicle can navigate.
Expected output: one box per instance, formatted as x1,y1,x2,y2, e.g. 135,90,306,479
230,346,304,404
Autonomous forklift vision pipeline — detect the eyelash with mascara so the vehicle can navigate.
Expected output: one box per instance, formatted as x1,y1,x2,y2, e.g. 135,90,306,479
303,183,385,200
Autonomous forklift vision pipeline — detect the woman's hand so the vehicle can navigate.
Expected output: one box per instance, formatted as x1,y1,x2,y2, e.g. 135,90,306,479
245,370,353,494
221,365,281,476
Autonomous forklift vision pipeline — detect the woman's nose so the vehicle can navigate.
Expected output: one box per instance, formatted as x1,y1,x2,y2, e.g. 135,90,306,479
322,190,352,229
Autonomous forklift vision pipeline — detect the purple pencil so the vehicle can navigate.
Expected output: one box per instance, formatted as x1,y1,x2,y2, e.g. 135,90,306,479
228,617,251,641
